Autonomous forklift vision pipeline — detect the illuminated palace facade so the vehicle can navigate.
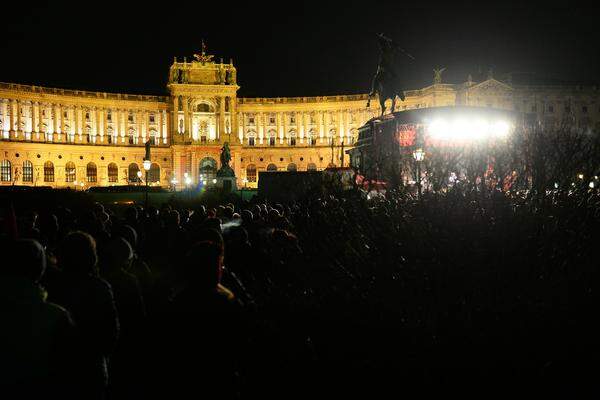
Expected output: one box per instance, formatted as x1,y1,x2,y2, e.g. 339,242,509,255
1,50,599,189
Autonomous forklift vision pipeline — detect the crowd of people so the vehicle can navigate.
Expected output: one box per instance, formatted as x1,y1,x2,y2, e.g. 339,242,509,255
1,186,598,398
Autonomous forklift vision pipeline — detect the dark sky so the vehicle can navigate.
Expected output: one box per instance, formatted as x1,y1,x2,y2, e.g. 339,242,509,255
2,1,598,97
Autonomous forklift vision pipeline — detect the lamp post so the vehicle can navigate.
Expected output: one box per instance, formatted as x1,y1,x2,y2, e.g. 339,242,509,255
143,159,151,209
413,147,425,198
184,172,192,201
241,177,248,200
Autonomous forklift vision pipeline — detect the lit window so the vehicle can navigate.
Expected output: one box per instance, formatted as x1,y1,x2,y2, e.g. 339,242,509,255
1,160,12,181
65,162,76,183
44,161,54,182
246,164,257,182
86,162,97,183
148,163,160,183
108,163,118,183
22,160,33,183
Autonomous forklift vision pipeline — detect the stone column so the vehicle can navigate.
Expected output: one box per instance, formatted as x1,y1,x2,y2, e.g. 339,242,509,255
1,101,6,134
257,112,264,144
282,112,288,144
300,112,307,144
52,104,59,140
157,109,163,144
183,98,190,137
237,112,243,142
338,110,344,142
61,105,67,138
172,96,179,135
32,102,38,137
277,112,284,143
162,110,168,144
323,111,329,143
230,97,237,144
98,108,106,143
218,96,225,140
16,100,22,136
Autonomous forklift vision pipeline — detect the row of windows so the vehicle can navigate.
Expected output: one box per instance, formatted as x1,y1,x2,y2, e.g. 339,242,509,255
244,163,320,182
246,136,353,147
0,160,160,183
245,114,354,125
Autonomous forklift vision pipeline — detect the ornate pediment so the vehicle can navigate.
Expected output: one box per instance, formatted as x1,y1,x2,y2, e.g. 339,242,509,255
468,78,513,95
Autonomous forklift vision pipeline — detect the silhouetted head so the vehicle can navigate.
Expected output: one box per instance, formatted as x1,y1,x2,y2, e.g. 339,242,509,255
58,231,98,276
241,209,253,223
115,224,138,249
183,241,224,289
203,217,222,234
104,237,134,271
168,210,181,226
4,239,46,283
194,228,224,254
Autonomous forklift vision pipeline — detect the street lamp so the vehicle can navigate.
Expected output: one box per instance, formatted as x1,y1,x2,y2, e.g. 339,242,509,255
241,177,248,200
143,159,151,209
413,147,425,198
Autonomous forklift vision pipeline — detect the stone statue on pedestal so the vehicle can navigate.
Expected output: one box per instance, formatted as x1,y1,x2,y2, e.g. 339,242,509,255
216,141,236,191
367,33,414,116
217,142,235,177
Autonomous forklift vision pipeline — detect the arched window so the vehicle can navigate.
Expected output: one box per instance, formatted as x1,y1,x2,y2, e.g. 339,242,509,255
246,164,257,182
1,160,11,182
267,163,278,172
86,162,97,183
148,129,158,145
128,128,137,145
108,163,118,183
196,103,211,113
267,130,277,146
22,160,33,182
287,163,297,172
44,161,54,182
199,157,217,183
247,131,256,146
128,163,140,183
148,163,160,183
328,129,336,145
289,130,297,146
65,162,76,183
308,129,317,146
307,163,317,171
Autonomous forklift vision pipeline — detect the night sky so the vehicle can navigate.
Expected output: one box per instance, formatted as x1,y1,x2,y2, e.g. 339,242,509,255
2,2,598,97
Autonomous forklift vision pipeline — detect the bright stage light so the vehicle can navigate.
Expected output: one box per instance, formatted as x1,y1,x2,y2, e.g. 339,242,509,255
426,116,512,141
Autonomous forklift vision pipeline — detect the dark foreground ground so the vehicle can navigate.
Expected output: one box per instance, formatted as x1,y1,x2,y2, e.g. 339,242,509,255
1,187,598,398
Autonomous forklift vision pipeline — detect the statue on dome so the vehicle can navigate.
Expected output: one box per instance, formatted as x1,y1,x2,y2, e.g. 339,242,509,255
367,33,414,116
193,40,215,64
433,67,446,84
